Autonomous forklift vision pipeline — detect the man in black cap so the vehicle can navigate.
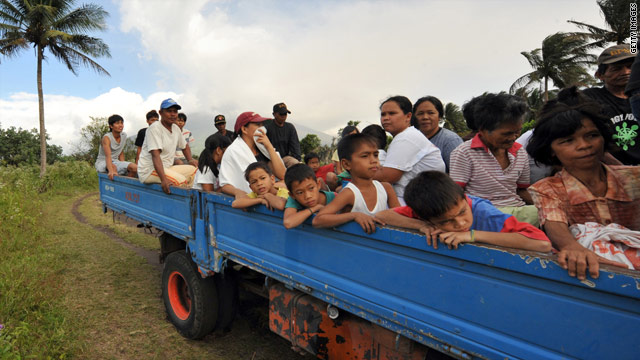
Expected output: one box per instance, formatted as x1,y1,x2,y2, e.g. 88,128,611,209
583,44,639,165
264,102,301,167
212,114,236,141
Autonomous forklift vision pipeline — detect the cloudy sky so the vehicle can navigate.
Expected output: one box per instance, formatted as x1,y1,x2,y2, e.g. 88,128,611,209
0,0,606,153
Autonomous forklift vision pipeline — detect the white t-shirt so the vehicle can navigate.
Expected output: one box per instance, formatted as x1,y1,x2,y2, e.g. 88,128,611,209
138,121,187,182
384,126,445,203
192,166,217,191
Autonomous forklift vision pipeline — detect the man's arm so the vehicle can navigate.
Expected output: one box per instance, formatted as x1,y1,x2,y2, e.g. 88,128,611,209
101,136,117,180
150,149,171,194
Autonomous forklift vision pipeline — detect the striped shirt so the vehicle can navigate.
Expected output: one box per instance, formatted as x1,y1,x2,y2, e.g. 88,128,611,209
449,134,530,207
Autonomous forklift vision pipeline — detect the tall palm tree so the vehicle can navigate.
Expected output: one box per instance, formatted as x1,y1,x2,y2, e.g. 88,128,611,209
510,32,596,101
568,0,633,49
0,0,110,175
442,102,470,137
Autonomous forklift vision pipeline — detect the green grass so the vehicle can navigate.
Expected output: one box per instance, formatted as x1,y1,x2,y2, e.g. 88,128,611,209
0,161,302,359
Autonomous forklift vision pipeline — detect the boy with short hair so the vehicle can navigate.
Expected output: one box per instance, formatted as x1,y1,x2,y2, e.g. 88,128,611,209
232,162,289,211
135,110,159,163
313,134,400,234
376,171,552,251
95,114,137,180
283,163,337,229
175,112,194,165
304,152,337,190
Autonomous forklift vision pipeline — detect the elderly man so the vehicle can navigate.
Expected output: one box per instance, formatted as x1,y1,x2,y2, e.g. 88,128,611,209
137,98,198,194
583,44,639,165
264,102,301,167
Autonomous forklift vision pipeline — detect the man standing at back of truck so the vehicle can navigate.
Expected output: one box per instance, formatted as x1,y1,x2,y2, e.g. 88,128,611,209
137,98,198,194
264,102,301,167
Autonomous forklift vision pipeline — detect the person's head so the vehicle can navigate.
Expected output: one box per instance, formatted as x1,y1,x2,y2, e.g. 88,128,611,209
272,102,291,126
145,110,159,125
361,124,387,150
404,171,472,232
304,152,320,171
244,162,275,196
337,133,379,179
380,95,412,136
595,44,635,90
176,112,187,130
341,125,359,138
214,114,227,132
413,96,443,138
466,93,527,150
285,164,323,208
159,98,182,126
199,135,232,176
527,87,612,168
234,111,269,142
108,114,124,133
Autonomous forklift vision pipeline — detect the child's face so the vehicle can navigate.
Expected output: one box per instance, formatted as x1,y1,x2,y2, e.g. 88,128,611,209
176,118,186,130
147,117,158,126
343,142,379,179
429,198,473,233
307,158,320,172
290,177,322,208
110,120,124,133
248,168,275,195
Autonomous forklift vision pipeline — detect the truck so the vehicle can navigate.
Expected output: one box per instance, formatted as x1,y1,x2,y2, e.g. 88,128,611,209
98,173,640,360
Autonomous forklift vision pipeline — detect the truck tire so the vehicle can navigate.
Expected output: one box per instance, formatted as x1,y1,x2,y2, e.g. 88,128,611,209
162,251,218,339
214,268,239,331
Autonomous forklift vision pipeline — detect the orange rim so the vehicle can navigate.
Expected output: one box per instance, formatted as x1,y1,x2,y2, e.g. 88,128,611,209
168,271,191,320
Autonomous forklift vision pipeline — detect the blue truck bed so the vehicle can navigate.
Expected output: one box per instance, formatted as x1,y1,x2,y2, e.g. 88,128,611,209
99,174,640,360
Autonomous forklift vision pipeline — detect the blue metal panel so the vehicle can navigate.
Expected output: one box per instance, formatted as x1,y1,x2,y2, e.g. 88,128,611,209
98,174,196,240
202,192,640,360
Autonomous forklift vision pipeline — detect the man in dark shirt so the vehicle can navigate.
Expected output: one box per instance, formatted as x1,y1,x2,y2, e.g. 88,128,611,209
264,102,301,167
135,109,159,163
583,44,639,165
212,114,235,141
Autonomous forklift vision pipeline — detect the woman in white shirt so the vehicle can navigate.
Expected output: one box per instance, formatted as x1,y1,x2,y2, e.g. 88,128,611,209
374,96,445,205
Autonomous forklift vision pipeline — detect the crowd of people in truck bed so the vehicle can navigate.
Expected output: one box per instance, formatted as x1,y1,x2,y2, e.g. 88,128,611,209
96,44,640,281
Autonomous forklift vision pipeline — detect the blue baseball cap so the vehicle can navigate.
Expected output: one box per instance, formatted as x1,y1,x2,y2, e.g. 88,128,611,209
160,98,181,110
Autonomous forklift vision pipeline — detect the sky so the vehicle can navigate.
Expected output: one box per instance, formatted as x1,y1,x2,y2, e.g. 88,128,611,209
0,0,608,154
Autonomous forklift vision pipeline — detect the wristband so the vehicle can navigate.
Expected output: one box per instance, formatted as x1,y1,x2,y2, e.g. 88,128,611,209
470,229,475,242
308,208,314,215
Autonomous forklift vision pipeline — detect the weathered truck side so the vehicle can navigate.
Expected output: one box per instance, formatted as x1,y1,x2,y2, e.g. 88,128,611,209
99,174,640,360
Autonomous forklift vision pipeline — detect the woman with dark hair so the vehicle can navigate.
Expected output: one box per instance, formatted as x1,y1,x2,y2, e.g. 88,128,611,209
527,88,639,280
375,95,445,205
192,135,232,191
449,93,537,225
412,96,463,172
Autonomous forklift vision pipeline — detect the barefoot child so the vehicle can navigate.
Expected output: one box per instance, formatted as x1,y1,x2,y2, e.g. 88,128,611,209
376,171,551,251
232,162,289,211
95,114,137,180
283,164,337,229
313,134,400,234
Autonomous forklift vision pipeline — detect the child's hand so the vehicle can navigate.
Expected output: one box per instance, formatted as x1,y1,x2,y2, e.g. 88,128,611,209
419,226,442,249
353,213,385,234
107,169,117,181
310,204,324,213
259,197,273,211
438,231,473,250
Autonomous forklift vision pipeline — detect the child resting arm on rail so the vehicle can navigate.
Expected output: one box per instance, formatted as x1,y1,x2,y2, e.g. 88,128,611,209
283,164,337,229
313,134,399,234
376,171,551,252
232,162,289,211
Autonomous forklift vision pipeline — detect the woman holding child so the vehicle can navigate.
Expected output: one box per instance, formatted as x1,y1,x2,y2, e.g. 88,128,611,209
375,96,446,205
527,87,640,280
449,93,538,225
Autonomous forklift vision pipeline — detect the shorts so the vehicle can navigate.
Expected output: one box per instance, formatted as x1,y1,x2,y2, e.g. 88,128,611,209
95,160,132,175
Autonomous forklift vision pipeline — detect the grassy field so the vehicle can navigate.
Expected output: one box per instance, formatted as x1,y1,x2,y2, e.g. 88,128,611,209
0,162,306,359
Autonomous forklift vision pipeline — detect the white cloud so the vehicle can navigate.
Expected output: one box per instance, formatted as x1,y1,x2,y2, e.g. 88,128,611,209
0,88,181,153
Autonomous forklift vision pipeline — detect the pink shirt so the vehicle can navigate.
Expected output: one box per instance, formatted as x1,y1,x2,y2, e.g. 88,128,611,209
449,134,530,207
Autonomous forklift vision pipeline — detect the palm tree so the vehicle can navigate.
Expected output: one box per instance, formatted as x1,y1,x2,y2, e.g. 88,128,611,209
442,103,470,137
568,0,633,49
510,32,596,101
0,0,110,175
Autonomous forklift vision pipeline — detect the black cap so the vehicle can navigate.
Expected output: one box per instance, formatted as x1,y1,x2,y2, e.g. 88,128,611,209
273,102,291,114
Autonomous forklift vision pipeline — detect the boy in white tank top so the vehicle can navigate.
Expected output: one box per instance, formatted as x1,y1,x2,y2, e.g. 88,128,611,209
313,134,400,234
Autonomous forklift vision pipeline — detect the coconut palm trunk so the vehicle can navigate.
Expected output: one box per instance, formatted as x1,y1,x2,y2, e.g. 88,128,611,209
37,44,46,176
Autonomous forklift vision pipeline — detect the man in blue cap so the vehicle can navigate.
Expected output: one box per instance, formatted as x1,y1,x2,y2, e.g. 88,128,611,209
137,98,198,194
